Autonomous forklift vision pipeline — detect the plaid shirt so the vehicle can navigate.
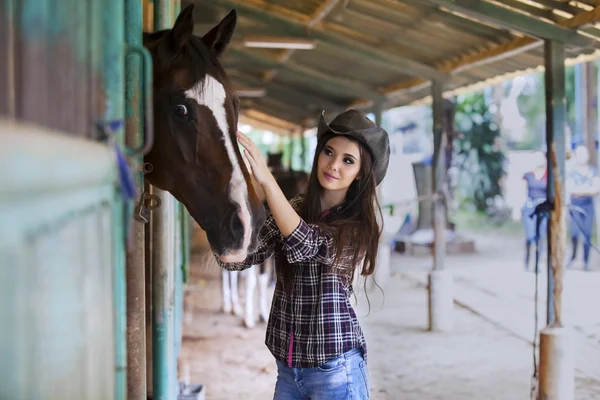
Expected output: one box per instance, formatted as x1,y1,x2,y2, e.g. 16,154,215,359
217,195,367,368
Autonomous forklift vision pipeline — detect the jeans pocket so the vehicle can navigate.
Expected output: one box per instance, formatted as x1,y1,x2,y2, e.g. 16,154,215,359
359,360,370,398
316,355,345,372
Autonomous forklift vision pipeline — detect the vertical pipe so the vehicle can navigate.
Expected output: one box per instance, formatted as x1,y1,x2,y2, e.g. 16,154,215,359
125,0,146,398
152,1,175,399
574,64,584,145
544,40,566,327
585,63,597,167
428,80,453,332
103,0,126,397
431,81,446,271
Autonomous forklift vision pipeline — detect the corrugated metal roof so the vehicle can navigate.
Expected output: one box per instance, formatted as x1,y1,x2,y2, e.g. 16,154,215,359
189,0,600,132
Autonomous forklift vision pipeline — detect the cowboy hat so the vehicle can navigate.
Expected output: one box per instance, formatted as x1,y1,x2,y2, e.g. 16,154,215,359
317,109,390,186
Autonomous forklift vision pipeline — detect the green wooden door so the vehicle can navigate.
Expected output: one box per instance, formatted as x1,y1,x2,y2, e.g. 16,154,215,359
0,123,121,399
0,0,127,398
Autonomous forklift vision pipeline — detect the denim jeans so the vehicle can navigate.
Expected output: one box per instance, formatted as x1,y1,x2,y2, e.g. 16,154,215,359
273,348,370,399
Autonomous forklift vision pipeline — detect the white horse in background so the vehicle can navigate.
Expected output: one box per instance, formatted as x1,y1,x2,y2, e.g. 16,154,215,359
221,257,273,328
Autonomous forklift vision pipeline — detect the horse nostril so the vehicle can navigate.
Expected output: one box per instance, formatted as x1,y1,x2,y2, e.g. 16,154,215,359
229,212,243,236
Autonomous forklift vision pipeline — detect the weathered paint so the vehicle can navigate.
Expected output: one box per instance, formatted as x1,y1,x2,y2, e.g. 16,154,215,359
0,121,118,399
543,40,567,327
151,2,176,397
101,0,127,398
125,0,148,397
1,0,128,397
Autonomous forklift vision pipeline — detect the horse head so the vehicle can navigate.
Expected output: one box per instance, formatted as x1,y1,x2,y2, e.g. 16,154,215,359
143,5,265,262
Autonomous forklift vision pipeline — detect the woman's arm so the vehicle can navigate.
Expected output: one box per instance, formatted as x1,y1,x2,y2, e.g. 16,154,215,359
237,132,347,266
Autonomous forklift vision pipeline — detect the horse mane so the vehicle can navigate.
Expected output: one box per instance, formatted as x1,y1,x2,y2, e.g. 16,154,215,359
144,30,230,92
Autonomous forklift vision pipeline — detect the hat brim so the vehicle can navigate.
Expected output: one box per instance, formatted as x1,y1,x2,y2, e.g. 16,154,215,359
317,111,383,145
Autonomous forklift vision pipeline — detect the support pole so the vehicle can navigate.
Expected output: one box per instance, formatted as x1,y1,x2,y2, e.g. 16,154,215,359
370,103,392,289
538,39,573,400
152,1,176,399
150,186,175,400
125,0,146,398
428,81,453,332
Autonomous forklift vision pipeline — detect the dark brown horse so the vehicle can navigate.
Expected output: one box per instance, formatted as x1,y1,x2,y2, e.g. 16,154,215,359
143,5,265,262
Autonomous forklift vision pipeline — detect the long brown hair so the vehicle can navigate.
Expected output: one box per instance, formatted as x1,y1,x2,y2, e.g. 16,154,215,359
280,133,383,290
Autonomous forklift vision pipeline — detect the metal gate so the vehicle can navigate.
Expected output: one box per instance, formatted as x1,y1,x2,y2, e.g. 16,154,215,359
0,0,128,398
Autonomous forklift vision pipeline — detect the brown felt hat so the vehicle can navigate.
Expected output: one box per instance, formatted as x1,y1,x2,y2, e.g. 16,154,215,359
317,109,390,186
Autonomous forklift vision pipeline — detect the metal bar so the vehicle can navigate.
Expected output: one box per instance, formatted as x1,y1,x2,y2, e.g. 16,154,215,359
203,0,449,81
423,0,594,48
152,1,175,399
431,81,446,271
585,63,597,167
181,202,190,283
544,39,566,326
101,0,127,397
154,0,172,31
124,0,147,397
150,185,175,400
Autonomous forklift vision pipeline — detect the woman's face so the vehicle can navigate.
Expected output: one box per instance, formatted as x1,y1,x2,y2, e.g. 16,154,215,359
317,136,362,192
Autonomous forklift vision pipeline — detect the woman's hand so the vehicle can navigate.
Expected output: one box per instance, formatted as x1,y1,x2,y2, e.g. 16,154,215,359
237,131,275,189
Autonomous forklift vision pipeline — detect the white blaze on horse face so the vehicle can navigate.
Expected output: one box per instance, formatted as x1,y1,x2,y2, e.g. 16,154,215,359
185,75,252,260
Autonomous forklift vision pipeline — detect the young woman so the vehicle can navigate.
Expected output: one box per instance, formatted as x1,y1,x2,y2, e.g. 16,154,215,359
217,109,390,399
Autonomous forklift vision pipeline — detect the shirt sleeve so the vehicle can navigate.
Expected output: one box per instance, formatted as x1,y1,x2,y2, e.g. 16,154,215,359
214,214,281,271
283,219,338,265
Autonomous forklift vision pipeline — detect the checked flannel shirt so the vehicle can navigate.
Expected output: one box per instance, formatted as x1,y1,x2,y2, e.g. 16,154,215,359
216,195,367,368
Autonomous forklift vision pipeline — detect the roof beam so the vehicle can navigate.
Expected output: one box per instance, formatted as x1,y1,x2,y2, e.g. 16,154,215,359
227,47,387,102
240,111,300,133
203,0,450,81
232,72,345,111
423,0,596,48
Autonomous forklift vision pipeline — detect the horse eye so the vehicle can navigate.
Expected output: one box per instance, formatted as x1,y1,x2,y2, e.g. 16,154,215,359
174,104,188,117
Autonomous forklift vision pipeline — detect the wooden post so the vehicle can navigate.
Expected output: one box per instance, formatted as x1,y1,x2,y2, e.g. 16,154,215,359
538,39,573,400
125,0,147,397
428,81,453,332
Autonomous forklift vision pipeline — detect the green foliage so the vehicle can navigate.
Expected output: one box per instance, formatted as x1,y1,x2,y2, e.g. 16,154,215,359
454,91,507,212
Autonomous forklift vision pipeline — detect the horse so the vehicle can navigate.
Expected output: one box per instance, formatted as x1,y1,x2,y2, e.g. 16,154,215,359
142,5,265,262
221,154,309,328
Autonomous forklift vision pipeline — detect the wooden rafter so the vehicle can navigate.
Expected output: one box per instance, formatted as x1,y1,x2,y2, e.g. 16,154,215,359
350,5,600,108
423,0,596,47
262,0,341,83
202,0,450,81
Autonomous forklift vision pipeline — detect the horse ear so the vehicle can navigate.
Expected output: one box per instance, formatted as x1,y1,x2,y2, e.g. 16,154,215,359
202,9,237,57
170,4,195,53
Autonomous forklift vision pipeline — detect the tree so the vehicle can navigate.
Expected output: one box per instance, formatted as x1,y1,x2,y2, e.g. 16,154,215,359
454,91,507,212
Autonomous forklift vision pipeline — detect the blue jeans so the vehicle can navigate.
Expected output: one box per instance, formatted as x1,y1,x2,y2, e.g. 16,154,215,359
273,348,370,399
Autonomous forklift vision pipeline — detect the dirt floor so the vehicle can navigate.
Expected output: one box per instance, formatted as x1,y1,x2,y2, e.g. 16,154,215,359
180,231,600,400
